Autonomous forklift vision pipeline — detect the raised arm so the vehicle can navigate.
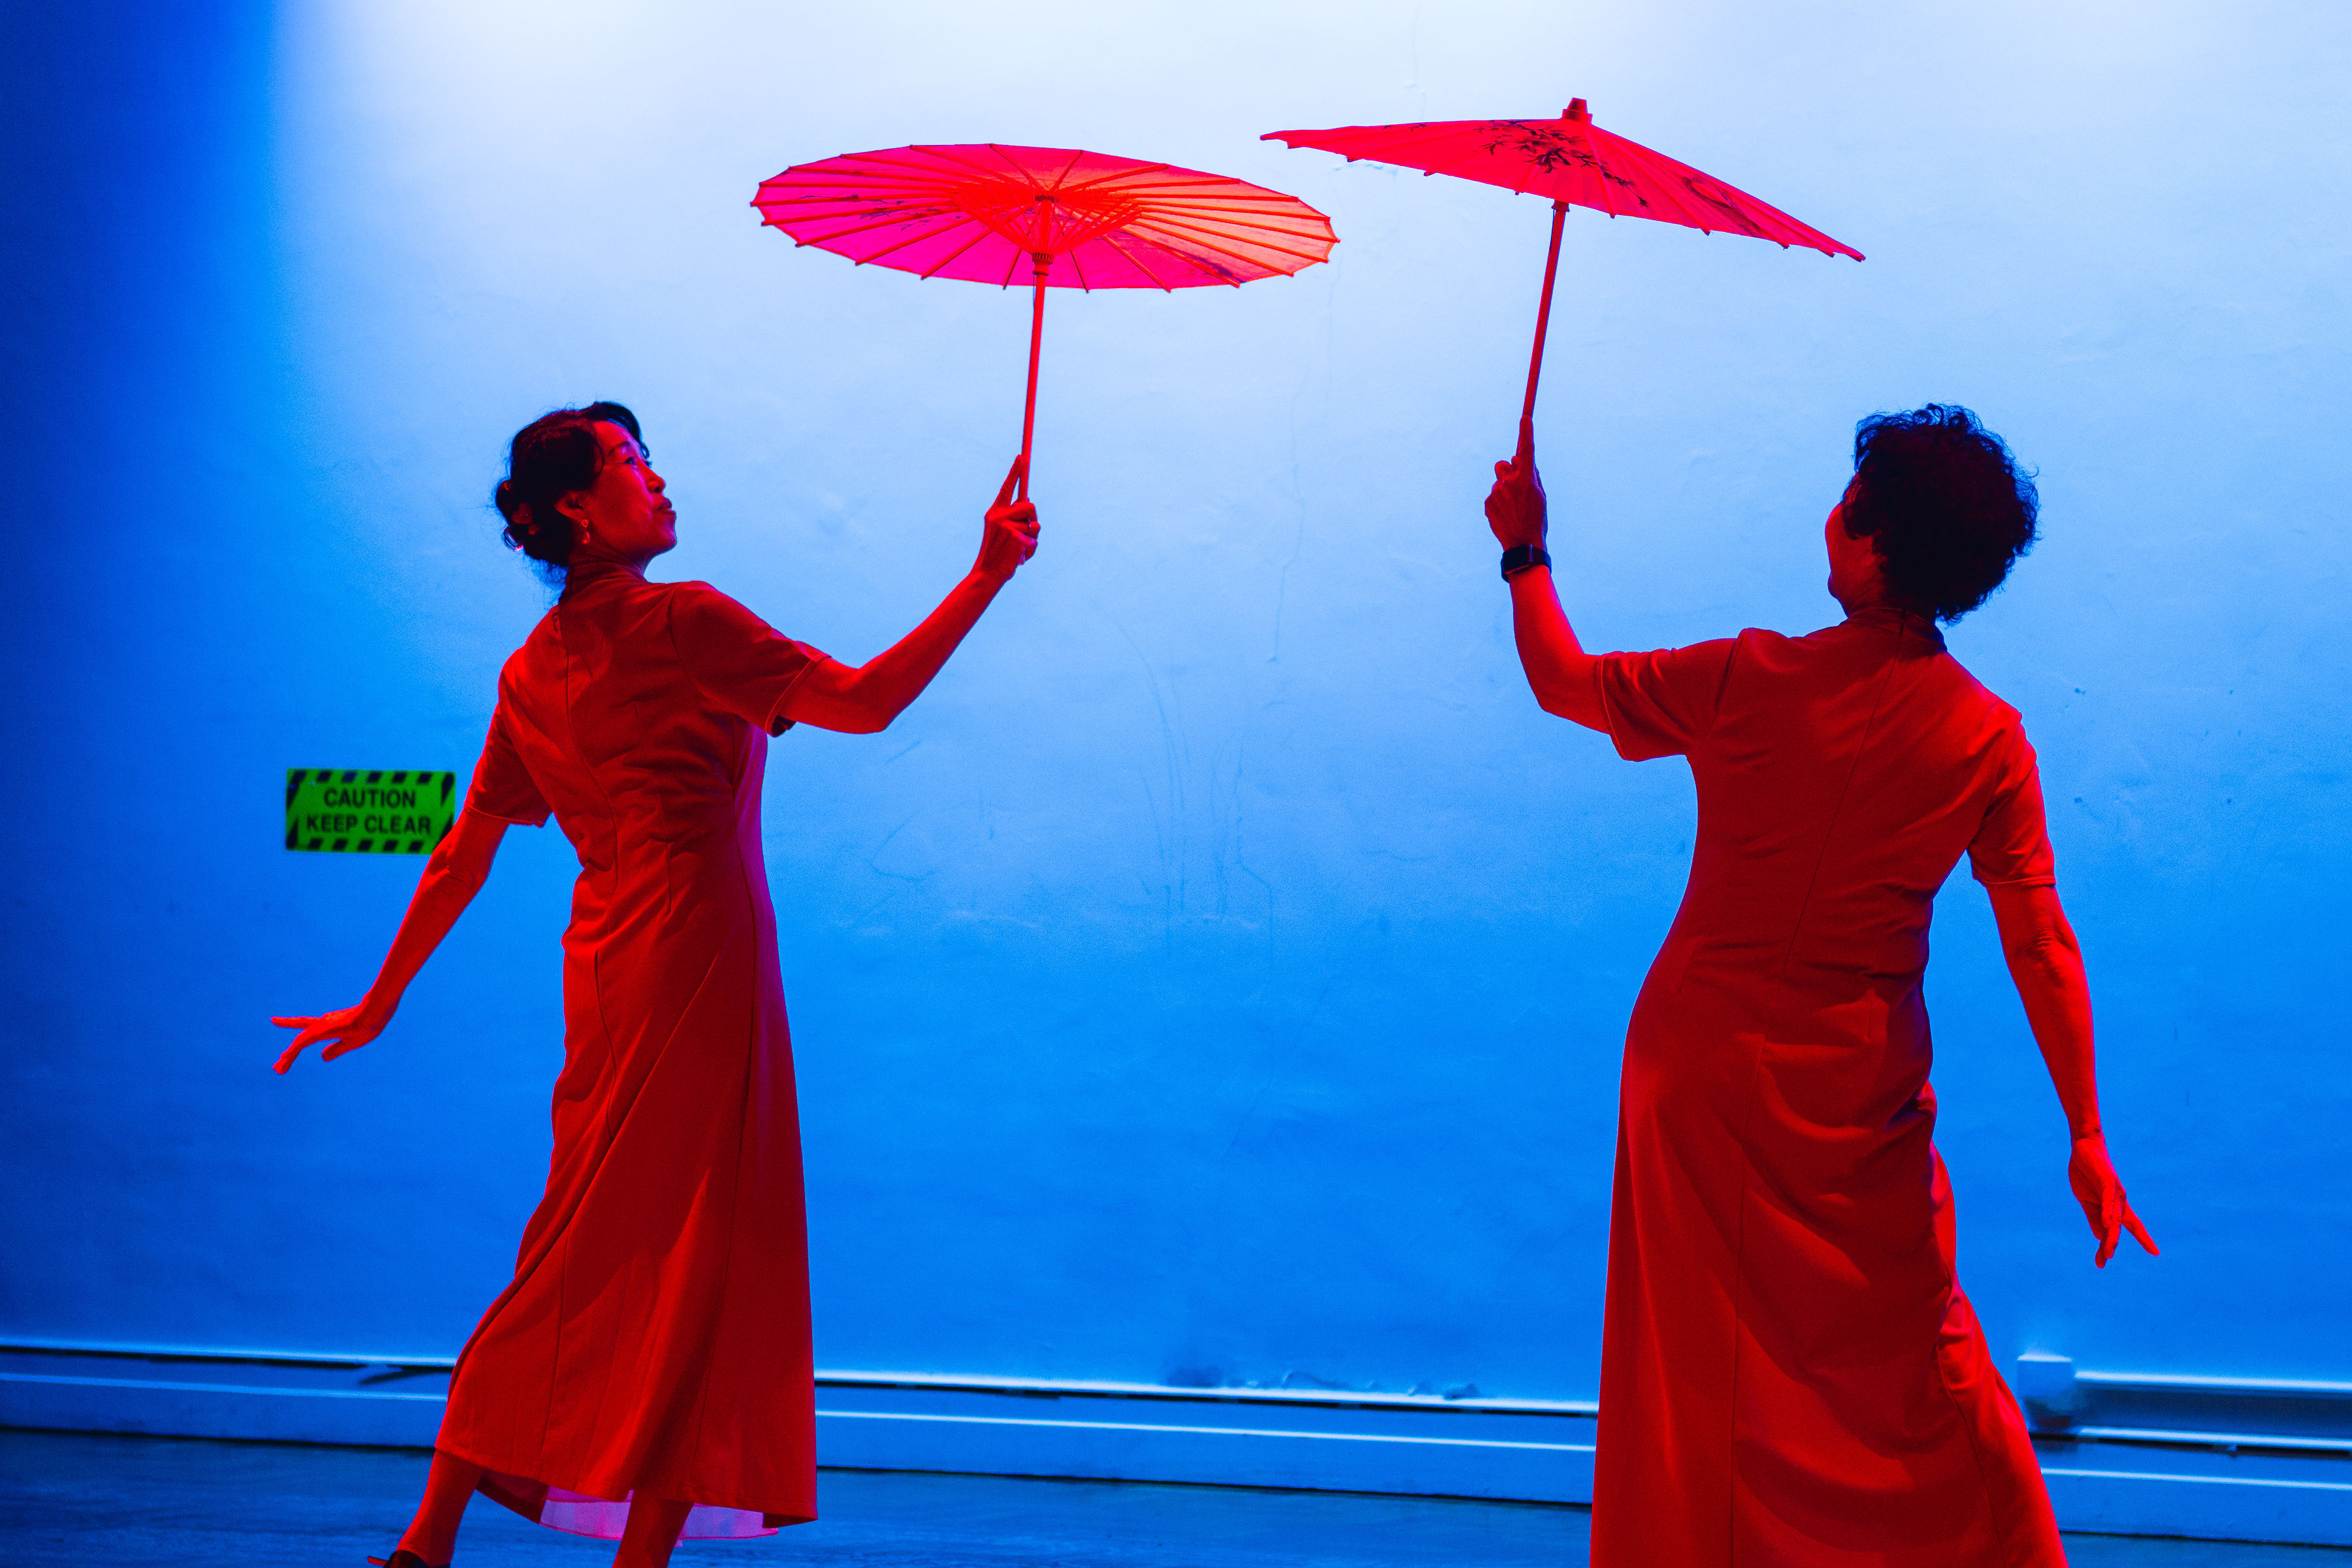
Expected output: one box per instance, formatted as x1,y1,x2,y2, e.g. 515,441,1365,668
782,457,1039,735
1985,880,2159,1267
1488,425,1607,733
271,806,510,1071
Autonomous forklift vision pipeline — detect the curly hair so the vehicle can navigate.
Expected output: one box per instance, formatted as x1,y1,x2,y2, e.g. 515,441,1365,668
493,401,645,579
1842,404,2038,623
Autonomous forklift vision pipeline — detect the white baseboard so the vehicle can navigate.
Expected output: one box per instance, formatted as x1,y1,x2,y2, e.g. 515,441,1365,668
0,1362,1593,1505
2041,1465,2352,1547
5,1342,2348,1545
1,1370,444,1448
813,1375,1592,1502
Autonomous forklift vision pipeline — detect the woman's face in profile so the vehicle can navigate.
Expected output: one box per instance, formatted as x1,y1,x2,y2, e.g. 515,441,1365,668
564,422,676,565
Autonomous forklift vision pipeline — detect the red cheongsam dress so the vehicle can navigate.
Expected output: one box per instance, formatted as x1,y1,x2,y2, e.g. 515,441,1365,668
438,559,826,1540
1588,605,2066,1567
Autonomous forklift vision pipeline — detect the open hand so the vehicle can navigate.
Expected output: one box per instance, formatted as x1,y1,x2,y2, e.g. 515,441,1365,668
271,1000,391,1073
977,457,1039,580
1486,417,1548,551
2069,1132,2159,1267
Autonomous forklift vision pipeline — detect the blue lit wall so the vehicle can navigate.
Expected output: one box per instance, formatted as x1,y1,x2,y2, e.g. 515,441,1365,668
3,0,2346,1399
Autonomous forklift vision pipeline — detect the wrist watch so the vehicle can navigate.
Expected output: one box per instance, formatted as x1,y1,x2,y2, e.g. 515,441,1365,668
1500,544,1552,580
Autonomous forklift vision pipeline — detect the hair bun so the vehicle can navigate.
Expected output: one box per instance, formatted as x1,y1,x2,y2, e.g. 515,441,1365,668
496,406,621,579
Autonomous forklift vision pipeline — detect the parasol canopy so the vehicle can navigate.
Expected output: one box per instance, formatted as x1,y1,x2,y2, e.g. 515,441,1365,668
1264,103,1859,259
1265,101,1859,455
753,144,1336,491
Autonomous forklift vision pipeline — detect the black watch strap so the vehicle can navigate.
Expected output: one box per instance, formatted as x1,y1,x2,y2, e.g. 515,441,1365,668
1501,544,1552,580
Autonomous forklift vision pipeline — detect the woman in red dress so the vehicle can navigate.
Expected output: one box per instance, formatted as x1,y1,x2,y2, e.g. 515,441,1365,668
272,403,1039,1568
1486,406,2157,1567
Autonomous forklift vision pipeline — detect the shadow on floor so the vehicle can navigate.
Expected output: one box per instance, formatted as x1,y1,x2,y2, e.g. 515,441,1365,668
1,1429,2344,1567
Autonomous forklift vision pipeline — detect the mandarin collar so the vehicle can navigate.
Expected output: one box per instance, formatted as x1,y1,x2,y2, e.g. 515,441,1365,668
1846,602,1945,649
559,557,648,598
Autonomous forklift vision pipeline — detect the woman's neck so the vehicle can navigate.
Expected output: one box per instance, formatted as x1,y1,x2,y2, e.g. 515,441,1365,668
567,553,649,580
1838,587,1933,621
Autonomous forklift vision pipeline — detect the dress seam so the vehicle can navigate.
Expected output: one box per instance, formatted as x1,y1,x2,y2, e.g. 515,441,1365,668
1728,621,1901,1562
681,809,766,1486
570,940,736,1495
1772,629,1903,981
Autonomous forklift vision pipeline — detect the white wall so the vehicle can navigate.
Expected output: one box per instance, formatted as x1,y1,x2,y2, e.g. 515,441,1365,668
4,0,2347,1398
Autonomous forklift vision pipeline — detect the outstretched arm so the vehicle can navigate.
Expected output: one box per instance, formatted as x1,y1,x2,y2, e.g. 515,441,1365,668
783,457,1040,735
1488,425,1607,733
1986,881,2159,1267
271,806,510,1071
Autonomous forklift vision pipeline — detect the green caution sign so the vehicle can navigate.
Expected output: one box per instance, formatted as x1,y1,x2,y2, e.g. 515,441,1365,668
286,769,457,855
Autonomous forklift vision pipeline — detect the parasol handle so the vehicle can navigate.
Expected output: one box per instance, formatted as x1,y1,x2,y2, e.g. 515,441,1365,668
1518,199,1571,459
1018,253,1049,502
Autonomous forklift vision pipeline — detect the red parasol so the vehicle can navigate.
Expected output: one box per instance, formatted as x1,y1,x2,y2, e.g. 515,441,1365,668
1264,101,1861,455
753,144,1336,495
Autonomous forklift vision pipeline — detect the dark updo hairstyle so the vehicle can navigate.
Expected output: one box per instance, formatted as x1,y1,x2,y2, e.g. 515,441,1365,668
493,401,645,580
1842,404,2039,623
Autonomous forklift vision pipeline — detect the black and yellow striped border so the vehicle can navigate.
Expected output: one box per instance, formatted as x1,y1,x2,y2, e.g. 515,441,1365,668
284,769,457,855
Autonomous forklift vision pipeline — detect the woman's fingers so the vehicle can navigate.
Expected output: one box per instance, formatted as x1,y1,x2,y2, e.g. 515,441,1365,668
994,456,1027,508
272,1009,366,1071
272,1015,317,1073
274,1029,332,1073
976,494,1040,578
985,498,1039,568
2066,1139,2154,1267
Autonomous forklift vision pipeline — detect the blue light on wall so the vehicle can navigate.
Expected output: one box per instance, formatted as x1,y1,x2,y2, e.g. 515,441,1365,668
3,0,2348,1406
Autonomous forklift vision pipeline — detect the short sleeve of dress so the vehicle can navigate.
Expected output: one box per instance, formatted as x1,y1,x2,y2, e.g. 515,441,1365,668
1593,639,1739,761
666,582,827,736
1968,724,2058,889
465,702,551,826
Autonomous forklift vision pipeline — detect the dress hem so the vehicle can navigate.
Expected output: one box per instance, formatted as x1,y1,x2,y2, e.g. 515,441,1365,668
436,1437,817,1541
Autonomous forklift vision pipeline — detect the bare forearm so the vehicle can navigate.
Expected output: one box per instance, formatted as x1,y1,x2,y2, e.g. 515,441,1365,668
1509,567,1606,730
777,466,1035,736
363,815,503,1011
1984,883,2155,1264
2010,943,2102,1139
837,568,1007,728
1989,884,2102,1139
271,809,506,1070
367,877,477,1007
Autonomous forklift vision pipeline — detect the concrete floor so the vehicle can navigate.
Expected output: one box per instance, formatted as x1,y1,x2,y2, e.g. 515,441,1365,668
2,1429,2346,1567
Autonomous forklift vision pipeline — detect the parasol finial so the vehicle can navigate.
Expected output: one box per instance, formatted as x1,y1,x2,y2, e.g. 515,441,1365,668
1564,99,1590,122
